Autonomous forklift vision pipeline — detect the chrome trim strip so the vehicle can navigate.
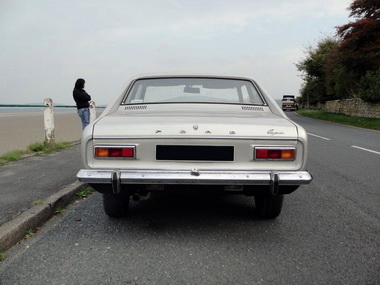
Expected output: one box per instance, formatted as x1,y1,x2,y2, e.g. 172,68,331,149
77,169,312,186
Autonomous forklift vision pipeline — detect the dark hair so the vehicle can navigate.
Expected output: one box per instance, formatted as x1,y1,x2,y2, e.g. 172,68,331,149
74,78,85,89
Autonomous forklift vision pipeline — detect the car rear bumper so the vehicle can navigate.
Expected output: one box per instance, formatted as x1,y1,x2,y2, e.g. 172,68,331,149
77,169,312,194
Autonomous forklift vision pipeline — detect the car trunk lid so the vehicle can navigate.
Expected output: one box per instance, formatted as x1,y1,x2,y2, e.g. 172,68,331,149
93,104,298,139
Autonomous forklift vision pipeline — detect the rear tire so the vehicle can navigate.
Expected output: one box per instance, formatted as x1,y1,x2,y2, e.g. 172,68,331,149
103,193,130,217
255,194,284,219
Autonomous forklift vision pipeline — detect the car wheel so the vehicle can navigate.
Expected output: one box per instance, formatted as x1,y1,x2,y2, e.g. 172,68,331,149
102,193,130,217
254,194,284,219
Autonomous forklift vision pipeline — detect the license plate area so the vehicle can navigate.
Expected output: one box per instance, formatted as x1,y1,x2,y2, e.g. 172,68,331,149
156,145,234,161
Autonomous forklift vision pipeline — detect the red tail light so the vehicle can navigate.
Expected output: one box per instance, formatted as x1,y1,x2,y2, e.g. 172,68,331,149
255,147,295,160
94,146,136,158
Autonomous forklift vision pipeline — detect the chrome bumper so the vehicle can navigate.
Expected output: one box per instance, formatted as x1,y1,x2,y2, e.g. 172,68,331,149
77,169,312,193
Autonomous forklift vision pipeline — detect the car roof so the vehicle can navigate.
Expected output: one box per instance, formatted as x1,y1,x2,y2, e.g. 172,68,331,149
130,74,256,82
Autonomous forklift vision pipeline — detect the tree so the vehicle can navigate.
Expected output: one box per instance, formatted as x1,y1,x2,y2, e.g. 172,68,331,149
297,0,380,105
296,38,340,104
324,43,358,100
336,0,380,75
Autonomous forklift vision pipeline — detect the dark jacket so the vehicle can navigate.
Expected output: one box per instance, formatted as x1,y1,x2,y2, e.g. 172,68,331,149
73,88,91,109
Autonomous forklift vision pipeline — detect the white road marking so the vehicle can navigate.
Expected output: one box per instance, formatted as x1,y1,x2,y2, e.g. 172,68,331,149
307,133,331,141
351,145,380,155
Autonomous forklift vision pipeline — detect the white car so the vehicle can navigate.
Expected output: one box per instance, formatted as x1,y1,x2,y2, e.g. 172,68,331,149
77,75,312,219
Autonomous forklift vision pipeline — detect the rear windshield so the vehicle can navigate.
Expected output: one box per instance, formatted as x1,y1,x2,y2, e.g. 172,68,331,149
122,78,266,105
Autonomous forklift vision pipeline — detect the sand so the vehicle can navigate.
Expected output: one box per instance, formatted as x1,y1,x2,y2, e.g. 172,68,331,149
0,110,83,156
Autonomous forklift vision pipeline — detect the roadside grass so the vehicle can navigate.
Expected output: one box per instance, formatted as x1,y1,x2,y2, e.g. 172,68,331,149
32,200,44,206
0,141,73,166
24,229,36,239
0,252,5,261
54,208,65,215
75,186,94,199
296,109,380,131
24,227,41,241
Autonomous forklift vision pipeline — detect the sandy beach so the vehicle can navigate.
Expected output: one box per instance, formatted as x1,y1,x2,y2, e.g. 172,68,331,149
0,110,84,156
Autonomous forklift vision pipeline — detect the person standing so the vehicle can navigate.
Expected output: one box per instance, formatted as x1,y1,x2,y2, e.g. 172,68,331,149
73,78,92,129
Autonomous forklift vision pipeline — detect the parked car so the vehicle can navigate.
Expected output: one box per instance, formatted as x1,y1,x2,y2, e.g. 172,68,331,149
77,75,312,219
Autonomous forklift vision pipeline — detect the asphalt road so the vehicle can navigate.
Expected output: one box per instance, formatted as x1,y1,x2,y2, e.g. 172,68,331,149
0,113,379,284
0,144,81,225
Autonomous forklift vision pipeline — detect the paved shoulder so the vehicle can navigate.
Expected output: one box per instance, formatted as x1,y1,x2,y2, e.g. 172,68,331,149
0,144,82,226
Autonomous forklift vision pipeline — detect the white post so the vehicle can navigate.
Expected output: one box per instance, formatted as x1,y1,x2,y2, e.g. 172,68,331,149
43,98,55,146
89,100,96,122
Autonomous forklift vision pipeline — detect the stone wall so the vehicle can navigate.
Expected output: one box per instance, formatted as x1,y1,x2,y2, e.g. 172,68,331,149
323,98,380,119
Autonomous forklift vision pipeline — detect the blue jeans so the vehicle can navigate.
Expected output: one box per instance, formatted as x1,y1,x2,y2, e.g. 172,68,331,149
77,108,90,130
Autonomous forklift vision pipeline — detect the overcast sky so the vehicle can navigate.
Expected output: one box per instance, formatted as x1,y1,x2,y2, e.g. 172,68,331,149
1,0,352,106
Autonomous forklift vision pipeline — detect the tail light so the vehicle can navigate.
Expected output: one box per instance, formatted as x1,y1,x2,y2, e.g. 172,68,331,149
94,146,136,159
254,147,295,160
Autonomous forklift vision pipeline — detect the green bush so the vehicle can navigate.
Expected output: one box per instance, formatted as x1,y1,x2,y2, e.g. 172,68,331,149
358,69,380,103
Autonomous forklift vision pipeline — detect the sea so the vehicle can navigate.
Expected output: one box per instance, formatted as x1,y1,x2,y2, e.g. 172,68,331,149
0,107,77,118
0,107,44,112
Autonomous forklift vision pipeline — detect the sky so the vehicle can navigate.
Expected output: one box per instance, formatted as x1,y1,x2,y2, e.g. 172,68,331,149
0,0,353,106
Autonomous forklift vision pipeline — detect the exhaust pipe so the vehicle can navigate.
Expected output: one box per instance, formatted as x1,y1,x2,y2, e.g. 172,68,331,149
132,191,151,201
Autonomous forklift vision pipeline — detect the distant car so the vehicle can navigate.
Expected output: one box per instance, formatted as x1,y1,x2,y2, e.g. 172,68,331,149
77,75,312,219
281,95,297,111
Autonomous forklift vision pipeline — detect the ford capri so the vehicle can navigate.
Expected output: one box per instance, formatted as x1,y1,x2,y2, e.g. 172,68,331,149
77,75,312,219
